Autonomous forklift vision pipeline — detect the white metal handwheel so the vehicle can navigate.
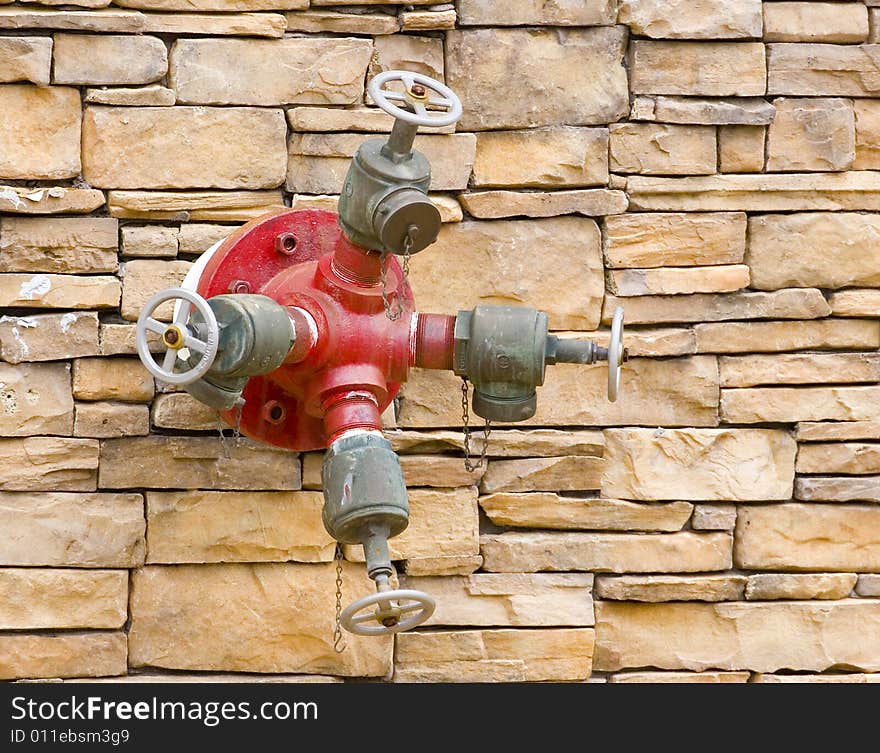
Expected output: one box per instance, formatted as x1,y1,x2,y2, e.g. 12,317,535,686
608,306,625,403
136,287,220,386
340,588,436,636
368,70,463,128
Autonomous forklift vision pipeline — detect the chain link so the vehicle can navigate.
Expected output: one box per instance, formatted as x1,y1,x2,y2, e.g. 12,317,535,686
461,377,491,473
380,227,415,321
333,542,346,653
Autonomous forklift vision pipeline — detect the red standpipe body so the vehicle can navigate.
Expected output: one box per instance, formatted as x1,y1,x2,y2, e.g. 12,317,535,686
195,208,455,451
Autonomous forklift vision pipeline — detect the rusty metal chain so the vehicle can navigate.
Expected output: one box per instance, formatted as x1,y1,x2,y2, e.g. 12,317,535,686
380,226,415,321
461,377,491,473
333,542,346,653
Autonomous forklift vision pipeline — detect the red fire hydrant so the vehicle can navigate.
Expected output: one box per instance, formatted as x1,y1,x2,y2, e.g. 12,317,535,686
136,71,626,638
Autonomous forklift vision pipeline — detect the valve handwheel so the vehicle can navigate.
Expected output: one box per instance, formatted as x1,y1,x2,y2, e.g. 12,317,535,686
340,588,436,636
608,306,625,403
369,70,463,128
136,287,220,386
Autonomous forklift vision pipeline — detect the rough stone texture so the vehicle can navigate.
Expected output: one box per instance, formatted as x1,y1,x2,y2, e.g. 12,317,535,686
139,12,287,37
595,574,746,602
0,491,144,565
53,34,167,85
692,504,737,531
0,312,100,364
619,0,761,39
828,289,880,317
607,264,750,296
595,600,880,672
719,353,880,387
856,575,880,597
369,34,443,83
604,212,746,269
610,671,750,683
631,95,775,125
480,493,692,532
446,27,629,131
481,531,732,574
85,84,176,106
797,443,880,475
0,217,117,273
0,362,73,437
767,98,855,172
719,126,766,173
0,632,127,681
764,2,868,43
121,225,177,258
401,10,455,31
461,189,628,219
480,457,604,493
458,0,614,26
0,273,119,310
73,357,153,402
387,429,605,458
721,385,880,423
0,8,143,32
394,629,595,683
120,259,192,321
408,573,595,627
745,574,857,601
74,402,150,438
129,563,391,676
169,38,372,106
108,190,283,221
0,185,104,215
797,420,880,442
855,100,880,168
796,476,880,502
0,569,127,629
768,43,880,96
754,673,880,683
630,42,767,96
696,320,880,354
117,0,306,8
83,106,287,189
0,85,81,180
0,37,52,85
735,504,880,572
602,428,796,501
286,10,398,35
610,124,716,175
151,392,219,430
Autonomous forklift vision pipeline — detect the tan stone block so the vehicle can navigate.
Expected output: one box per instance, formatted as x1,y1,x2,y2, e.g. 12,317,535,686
745,573,857,601
480,457,603,493
0,632,127,681
387,428,604,458
100,436,299,490
610,671,750,683
446,28,628,130
767,98,854,171
120,259,192,321
631,95,775,125
856,574,880,597
764,2,868,43
796,421,880,442
141,12,287,37
458,0,614,25
409,573,595,627
370,34,443,85
177,223,232,255
722,385,880,423
796,476,880,502
0,217,117,274
85,84,175,106
855,100,880,168
607,265,750,296
400,9,456,31
736,504,880,571
754,673,880,683
72,358,154,402
0,490,144,564
0,185,104,215
53,34,166,85
719,353,880,388
628,172,880,211
603,289,830,325
604,212,746,269
0,274,119,309
480,493,692,532
797,442,880,475
74,402,150,438
768,43,880,95
696,319,880,354
749,212,880,289
408,218,603,330
84,106,287,190
619,0,761,38
121,226,177,258
286,105,454,134
403,555,482,576
596,574,746,602
630,41,766,96
0,85,80,180
481,531,732,573
146,490,333,564
117,0,305,8
472,128,609,188
603,428,795,501
596,599,880,672
692,504,736,531
460,190,627,219
0,437,97,491
394,628,595,683
129,563,391,676
0,362,72,437
0,8,144,32
108,190,283,221
70,673,341,683
285,10,398,34
610,124,716,175
99,323,138,356
0,312,99,364
151,392,219,430
397,356,720,429
0,37,51,85
0,569,127,629
828,289,880,317
719,125,765,172
170,38,371,106
344,488,479,563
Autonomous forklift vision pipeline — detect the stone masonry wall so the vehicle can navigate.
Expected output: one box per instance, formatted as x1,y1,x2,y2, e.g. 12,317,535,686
2,0,880,683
